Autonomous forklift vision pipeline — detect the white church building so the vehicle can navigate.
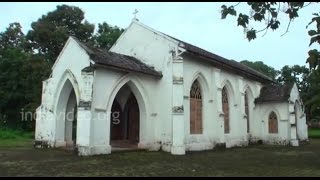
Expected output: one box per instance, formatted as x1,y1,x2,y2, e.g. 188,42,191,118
35,19,308,156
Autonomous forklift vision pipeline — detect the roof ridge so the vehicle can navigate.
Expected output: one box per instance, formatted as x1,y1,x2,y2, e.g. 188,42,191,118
139,23,274,83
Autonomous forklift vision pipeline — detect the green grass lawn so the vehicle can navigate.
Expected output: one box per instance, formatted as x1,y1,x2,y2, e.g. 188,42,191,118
0,129,34,147
308,128,320,138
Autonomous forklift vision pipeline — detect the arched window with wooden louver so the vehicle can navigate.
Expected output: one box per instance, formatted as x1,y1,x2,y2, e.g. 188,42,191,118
222,87,230,134
190,79,202,134
268,111,278,134
245,91,249,133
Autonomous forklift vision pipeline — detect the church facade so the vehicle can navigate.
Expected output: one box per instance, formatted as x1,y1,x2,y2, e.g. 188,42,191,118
35,20,308,156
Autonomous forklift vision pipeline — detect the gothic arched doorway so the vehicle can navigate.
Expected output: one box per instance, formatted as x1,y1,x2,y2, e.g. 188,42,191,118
110,85,140,148
55,79,78,149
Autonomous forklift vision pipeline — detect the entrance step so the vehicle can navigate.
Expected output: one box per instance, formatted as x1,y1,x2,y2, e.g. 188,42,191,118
111,147,145,152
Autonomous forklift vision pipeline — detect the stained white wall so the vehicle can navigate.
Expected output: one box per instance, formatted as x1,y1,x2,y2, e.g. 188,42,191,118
110,20,179,151
90,67,162,152
289,84,308,141
90,69,124,147
35,37,91,148
255,102,290,144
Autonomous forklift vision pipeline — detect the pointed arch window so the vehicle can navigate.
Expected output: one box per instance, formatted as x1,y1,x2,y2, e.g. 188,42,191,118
190,80,202,134
222,87,229,134
245,91,249,133
268,111,278,134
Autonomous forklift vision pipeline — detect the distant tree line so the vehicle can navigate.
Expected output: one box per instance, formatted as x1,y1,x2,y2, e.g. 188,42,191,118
240,60,320,123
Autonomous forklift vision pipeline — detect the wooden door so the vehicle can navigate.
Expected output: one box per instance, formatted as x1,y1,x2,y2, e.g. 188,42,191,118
72,103,77,144
127,94,140,143
111,100,123,140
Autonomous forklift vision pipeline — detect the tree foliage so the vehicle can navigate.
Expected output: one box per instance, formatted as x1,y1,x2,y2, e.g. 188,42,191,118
277,65,310,93
0,48,50,130
0,22,27,50
240,60,279,80
93,22,124,50
26,4,95,64
241,60,320,121
221,2,320,69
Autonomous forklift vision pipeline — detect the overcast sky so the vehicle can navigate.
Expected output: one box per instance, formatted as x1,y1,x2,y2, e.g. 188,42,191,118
0,2,318,70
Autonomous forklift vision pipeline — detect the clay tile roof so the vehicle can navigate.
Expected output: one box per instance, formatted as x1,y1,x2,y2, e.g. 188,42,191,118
165,34,274,84
255,83,294,104
72,36,163,78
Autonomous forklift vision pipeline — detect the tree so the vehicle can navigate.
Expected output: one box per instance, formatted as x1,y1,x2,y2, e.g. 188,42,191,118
0,23,50,130
220,2,320,69
240,60,279,80
304,68,320,121
277,65,313,121
93,22,124,50
0,22,27,51
26,4,95,64
277,65,310,93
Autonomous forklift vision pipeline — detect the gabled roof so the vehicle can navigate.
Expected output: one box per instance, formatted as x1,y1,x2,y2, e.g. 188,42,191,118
72,37,163,78
165,34,274,84
255,83,295,104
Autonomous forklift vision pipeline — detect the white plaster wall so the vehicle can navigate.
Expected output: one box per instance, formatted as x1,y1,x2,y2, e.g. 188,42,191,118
289,84,308,141
242,79,261,141
255,102,290,144
182,54,262,150
51,38,91,95
35,78,56,145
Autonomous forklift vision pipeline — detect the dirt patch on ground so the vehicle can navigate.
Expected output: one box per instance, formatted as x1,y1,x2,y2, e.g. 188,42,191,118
1,139,320,176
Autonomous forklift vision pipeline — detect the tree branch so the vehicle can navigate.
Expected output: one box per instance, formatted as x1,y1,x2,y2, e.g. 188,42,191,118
302,2,312,8
256,25,269,34
262,10,271,37
262,26,269,37
277,2,281,15
281,19,292,36
233,2,241,8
